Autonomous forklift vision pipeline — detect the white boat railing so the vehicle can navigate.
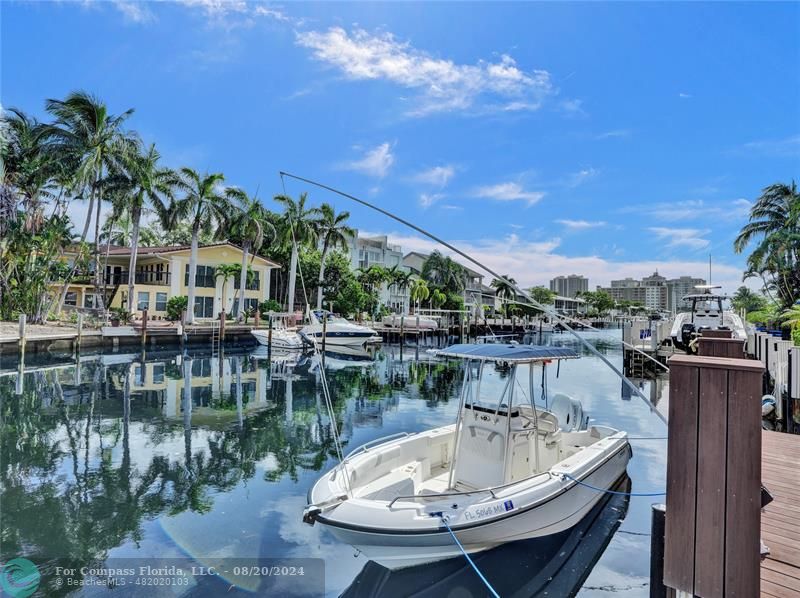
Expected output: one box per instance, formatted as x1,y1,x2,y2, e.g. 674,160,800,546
387,471,552,508
344,432,412,460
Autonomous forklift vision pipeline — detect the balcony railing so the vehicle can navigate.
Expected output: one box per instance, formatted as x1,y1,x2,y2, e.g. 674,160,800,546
76,271,172,286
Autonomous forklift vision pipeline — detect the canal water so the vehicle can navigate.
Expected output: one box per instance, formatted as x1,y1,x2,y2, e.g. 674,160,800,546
1,332,668,596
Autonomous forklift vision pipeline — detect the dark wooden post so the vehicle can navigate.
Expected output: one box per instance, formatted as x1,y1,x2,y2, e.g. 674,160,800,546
664,354,764,597
219,311,226,342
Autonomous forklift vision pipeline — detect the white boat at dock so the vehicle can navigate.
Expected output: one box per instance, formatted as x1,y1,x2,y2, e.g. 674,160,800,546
670,285,748,352
303,343,631,570
300,310,382,347
382,314,439,331
251,328,305,350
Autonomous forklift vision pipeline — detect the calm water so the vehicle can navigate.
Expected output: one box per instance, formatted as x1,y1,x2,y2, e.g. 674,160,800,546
1,332,668,597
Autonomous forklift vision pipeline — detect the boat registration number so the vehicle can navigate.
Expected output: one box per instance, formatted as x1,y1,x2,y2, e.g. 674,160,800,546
463,500,514,521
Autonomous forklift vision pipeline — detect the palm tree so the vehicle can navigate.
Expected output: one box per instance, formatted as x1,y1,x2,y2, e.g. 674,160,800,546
44,91,138,311
734,181,800,309
100,210,160,247
422,250,466,293
491,275,517,316
429,289,446,310
314,203,355,310
173,168,234,323
227,192,276,322
274,192,320,312
104,144,176,314
410,278,429,313
214,264,239,316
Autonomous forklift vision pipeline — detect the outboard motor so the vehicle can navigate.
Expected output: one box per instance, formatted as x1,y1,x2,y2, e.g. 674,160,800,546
680,322,696,348
550,393,586,432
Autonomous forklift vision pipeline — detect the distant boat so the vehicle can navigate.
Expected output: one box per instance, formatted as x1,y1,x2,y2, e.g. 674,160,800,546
250,327,304,350
303,343,631,570
300,310,382,348
670,285,748,352
382,314,439,331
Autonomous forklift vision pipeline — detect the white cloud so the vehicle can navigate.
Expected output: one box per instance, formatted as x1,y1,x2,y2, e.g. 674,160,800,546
595,129,631,140
473,182,545,206
295,27,554,116
358,230,746,295
113,1,155,23
419,193,445,208
566,167,599,187
556,219,607,230
741,134,800,158
559,98,586,116
176,0,248,16
340,143,394,178
412,165,455,188
621,198,750,223
678,92,692,99
648,227,710,250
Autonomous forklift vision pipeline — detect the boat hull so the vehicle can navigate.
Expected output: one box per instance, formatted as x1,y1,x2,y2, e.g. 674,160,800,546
250,329,304,350
317,442,631,570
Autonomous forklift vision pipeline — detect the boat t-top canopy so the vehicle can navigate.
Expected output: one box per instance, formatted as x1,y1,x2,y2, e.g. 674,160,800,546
433,343,579,363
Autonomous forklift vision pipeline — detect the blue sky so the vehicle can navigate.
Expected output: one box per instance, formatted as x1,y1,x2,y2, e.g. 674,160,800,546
3,1,799,292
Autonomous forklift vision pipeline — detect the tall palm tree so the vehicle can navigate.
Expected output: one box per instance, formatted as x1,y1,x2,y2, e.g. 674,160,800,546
100,210,160,247
173,168,234,323
491,275,517,316
314,203,355,310
734,181,800,309
227,192,276,321
422,250,466,293
44,91,138,311
274,192,319,312
214,263,239,316
104,144,177,313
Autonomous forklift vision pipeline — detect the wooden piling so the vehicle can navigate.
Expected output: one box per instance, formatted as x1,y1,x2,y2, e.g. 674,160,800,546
268,313,273,354
650,503,667,598
219,311,226,343
663,353,764,597
400,315,405,348
18,313,26,354
76,312,84,353
321,312,327,353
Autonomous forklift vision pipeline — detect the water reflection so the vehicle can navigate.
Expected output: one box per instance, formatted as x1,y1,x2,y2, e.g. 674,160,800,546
1,333,661,596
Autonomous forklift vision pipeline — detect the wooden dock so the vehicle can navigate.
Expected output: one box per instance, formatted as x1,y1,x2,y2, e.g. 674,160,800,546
761,430,800,597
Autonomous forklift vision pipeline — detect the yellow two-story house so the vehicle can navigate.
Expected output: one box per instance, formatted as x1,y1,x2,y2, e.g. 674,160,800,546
63,242,280,319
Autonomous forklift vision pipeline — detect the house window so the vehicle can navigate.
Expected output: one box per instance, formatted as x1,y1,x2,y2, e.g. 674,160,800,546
152,363,165,384
234,270,260,291
155,292,168,311
244,298,259,314
137,292,150,311
64,292,78,307
84,293,99,309
193,296,214,318
185,265,215,288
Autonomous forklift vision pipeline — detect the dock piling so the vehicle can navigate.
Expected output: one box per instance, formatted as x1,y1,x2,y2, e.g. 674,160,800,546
18,313,26,355
141,310,148,348
650,503,667,598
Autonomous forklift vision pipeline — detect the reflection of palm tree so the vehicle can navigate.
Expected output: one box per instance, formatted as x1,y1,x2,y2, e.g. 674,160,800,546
182,356,193,471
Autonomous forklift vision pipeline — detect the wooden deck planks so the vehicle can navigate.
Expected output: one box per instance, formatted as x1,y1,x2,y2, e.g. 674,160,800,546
762,430,800,596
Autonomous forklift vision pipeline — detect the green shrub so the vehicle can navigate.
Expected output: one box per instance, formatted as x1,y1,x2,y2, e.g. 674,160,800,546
793,325,800,347
166,296,189,321
259,299,281,317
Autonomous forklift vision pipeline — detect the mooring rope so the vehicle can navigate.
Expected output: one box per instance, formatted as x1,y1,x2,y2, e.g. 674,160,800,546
439,516,501,598
278,171,668,425
561,473,666,497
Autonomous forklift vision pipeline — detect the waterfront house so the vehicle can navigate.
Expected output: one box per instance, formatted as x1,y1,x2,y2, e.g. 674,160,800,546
61,242,280,319
348,233,411,313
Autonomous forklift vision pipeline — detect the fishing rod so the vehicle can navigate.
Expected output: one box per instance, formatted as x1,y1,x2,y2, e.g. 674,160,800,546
279,171,668,425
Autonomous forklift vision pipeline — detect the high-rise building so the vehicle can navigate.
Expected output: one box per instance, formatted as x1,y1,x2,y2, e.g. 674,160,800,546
597,271,706,312
666,276,707,312
549,275,589,298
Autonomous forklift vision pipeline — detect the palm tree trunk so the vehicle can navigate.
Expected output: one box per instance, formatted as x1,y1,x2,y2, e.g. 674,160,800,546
186,224,199,324
93,178,106,313
316,245,329,310
55,187,96,315
127,204,142,315
287,244,298,312
236,240,250,322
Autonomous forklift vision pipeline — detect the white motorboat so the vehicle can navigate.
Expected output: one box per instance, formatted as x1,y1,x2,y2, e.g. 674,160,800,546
382,314,439,331
251,327,305,350
300,310,382,347
303,343,631,570
670,285,748,352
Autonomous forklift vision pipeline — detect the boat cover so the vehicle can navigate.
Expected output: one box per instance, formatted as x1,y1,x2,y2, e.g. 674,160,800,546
433,344,579,363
